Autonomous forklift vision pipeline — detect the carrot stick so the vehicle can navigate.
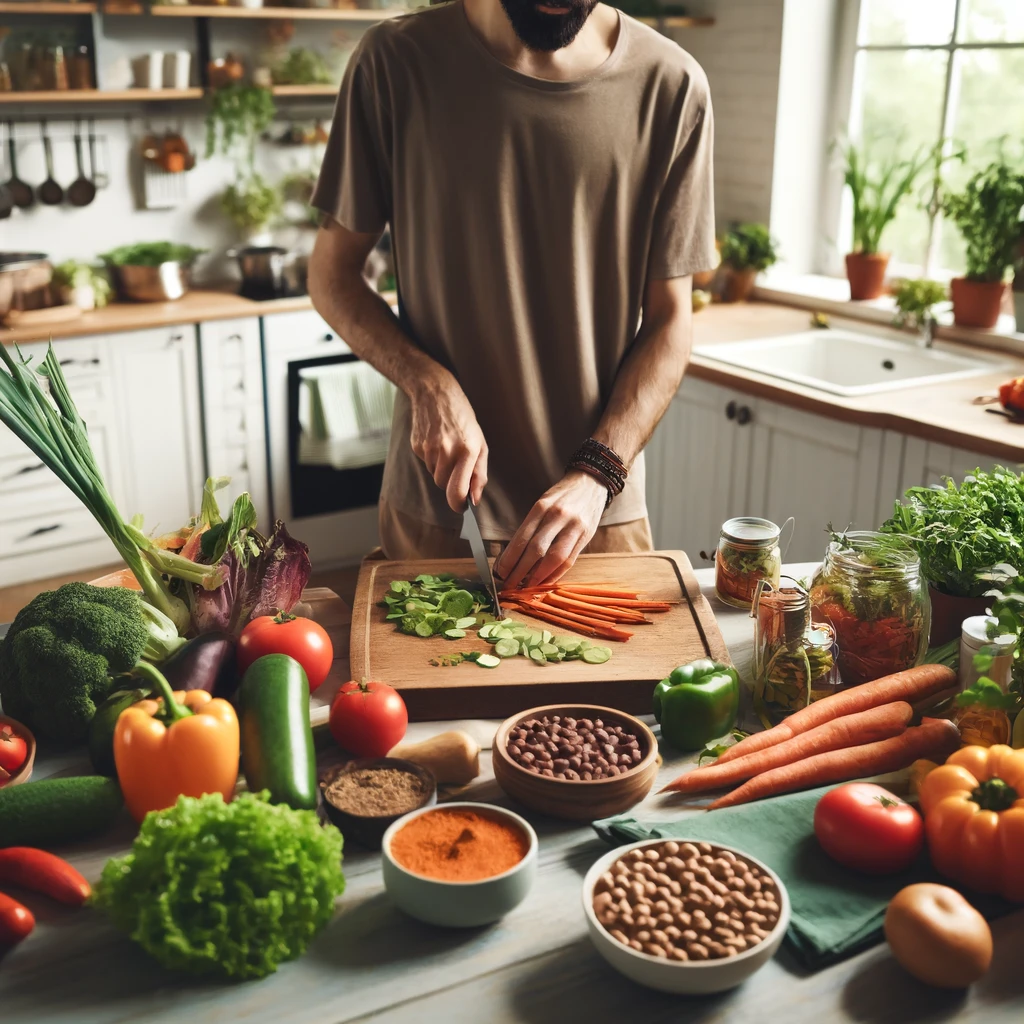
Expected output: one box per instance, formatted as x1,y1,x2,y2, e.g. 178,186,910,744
557,586,640,599
553,592,675,611
661,701,915,795
714,665,955,766
505,600,634,641
542,593,650,623
706,717,961,810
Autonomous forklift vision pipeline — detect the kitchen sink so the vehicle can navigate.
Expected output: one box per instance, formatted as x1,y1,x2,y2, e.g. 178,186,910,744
694,328,1009,397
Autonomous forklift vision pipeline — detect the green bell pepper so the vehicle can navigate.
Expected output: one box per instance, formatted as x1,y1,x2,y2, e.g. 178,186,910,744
652,659,739,752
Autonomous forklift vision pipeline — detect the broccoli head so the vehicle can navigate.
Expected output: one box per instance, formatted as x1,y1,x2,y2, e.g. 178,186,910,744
0,582,184,746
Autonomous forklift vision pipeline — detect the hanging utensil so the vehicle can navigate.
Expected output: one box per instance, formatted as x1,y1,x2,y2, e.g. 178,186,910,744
0,126,13,220
36,121,64,206
88,119,109,189
66,119,96,207
4,122,34,210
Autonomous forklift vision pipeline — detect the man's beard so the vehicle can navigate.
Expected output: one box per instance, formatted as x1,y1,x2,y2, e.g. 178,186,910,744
498,0,600,52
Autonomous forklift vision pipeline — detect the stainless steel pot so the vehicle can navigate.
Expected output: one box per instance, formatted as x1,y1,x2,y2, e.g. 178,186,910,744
230,246,303,299
112,262,192,302
0,253,53,316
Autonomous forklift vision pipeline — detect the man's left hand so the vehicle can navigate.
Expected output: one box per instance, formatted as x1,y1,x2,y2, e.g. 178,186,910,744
494,471,608,589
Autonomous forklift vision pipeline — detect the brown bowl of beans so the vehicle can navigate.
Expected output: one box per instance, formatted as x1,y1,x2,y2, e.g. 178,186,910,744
492,705,659,821
582,839,790,994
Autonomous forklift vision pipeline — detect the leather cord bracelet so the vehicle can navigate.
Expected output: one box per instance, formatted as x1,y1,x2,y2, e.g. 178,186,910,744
567,438,628,510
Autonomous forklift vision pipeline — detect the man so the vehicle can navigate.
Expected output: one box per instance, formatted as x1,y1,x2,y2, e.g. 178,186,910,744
308,0,715,588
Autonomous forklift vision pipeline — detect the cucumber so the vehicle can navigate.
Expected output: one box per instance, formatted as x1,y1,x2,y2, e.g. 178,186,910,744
0,776,123,848
239,654,318,811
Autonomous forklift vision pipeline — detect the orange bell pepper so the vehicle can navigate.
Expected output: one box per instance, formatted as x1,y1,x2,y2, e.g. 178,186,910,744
114,663,240,823
919,744,1024,902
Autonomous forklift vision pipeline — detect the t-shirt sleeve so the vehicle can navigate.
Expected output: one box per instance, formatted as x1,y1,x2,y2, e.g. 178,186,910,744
311,34,392,234
647,74,717,280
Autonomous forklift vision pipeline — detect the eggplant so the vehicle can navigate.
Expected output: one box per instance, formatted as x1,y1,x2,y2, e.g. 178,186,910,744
89,688,149,776
160,632,238,698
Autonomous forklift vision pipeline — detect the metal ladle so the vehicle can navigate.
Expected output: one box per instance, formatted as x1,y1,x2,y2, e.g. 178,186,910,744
66,119,96,207
0,126,13,220
36,121,64,206
3,122,34,210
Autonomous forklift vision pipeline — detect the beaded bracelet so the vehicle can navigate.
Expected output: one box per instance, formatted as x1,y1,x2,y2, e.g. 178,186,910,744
567,438,628,510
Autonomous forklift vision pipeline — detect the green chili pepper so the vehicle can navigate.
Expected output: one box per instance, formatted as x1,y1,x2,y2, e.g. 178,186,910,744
652,659,740,752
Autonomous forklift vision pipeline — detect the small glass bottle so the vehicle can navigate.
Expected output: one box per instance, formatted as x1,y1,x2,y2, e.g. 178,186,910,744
955,615,1017,747
715,517,782,609
70,45,94,91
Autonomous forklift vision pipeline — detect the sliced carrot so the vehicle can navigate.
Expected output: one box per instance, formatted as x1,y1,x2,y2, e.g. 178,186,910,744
554,592,674,611
557,586,640,599
506,600,634,642
542,593,649,623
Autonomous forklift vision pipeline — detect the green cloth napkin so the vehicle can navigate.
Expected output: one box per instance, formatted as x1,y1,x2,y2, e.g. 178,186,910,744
593,786,1011,970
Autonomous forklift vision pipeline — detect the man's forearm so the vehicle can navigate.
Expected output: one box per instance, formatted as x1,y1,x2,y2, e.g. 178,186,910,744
591,278,694,467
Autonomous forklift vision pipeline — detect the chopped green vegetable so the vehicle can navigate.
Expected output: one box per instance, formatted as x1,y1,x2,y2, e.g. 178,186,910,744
494,638,520,658
582,647,612,665
91,791,345,980
444,628,467,639
477,654,501,669
381,575,492,639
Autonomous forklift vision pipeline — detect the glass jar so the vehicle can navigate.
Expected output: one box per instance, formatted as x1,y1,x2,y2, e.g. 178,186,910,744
715,517,783,609
810,531,930,687
752,579,838,719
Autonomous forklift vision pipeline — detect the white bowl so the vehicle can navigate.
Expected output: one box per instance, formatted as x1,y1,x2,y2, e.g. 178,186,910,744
582,839,790,994
382,802,538,928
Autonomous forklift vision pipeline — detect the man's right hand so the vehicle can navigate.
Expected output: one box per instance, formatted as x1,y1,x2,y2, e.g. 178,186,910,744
409,371,488,513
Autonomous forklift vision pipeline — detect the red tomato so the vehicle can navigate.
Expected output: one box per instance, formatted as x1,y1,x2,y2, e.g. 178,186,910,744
814,783,924,875
329,681,408,758
238,612,333,691
0,726,27,774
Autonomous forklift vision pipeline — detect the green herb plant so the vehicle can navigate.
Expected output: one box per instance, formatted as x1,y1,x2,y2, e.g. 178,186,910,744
100,242,206,267
205,83,276,177
52,260,112,307
941,146,1024,282
271,47,331,87
880,468,1024,597
892,278,948,332
719,223,779,272
92,791,345,980
221,174,282,233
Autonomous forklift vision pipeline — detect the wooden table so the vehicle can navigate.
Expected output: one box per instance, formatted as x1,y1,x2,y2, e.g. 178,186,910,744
3,566,1022,1023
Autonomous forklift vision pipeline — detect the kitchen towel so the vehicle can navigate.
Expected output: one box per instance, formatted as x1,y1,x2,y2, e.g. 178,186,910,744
593,786,1011,970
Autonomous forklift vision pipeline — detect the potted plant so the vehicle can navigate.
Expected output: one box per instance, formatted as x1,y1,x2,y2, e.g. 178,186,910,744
892,277,948,341
942,151,1024,329
839,138,939,301
221,174,282,244
1013,237,1024,334
718,223,778,303
52,261,112,311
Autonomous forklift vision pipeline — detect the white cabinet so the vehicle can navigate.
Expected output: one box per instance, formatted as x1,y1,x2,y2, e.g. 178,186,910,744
899,437,1013,493
198,317,270,527
107,325,206,537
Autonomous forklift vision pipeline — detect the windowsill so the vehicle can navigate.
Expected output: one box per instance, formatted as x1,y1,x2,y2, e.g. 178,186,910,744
753,269,1024,356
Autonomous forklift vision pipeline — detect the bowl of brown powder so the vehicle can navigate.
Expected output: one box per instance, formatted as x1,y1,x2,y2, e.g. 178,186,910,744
321,757,437,848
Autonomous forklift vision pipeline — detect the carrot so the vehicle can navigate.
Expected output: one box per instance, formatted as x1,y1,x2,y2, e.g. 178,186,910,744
556,586,640,599
714,665,955,766
706,717,961,810
660,701,914,795
503,600,634,641
542,593,650,623
554,592,675,611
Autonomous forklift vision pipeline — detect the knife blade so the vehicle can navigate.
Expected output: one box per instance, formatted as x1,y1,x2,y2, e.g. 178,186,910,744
460,499,502,618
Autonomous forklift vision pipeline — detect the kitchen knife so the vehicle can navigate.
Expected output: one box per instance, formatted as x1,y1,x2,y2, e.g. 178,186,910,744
460,498,502,618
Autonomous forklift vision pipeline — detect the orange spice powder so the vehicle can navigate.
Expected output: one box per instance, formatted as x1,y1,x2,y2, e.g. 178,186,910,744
390,808,529,882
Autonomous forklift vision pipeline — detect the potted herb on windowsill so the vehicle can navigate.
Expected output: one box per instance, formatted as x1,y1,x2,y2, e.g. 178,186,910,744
718,223,778,303
881,467,1024,646
839,138,940,301
942,151,1024,329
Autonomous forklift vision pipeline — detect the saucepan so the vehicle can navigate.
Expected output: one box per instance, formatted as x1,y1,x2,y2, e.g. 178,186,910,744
229,246,306,299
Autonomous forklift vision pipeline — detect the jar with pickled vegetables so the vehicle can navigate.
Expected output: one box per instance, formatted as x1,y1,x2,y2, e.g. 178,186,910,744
715,517,783,609
810,531,930,687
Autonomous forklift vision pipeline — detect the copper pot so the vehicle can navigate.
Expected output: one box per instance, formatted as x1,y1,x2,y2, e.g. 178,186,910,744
0,253,53,316
845,252,890,301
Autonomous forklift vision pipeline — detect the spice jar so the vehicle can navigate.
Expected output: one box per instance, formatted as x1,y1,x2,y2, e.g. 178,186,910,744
954,615,1017,747
810,531,930,687
715,516,784,609
752,578,838,720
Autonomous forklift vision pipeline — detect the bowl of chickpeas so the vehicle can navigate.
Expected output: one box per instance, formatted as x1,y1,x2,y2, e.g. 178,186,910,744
582,839,790,994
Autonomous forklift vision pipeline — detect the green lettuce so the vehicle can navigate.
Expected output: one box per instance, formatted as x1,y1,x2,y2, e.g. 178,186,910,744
92,792,345,980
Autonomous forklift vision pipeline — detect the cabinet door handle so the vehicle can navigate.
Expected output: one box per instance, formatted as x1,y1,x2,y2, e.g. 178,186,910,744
58,357,100,367
736,405,753,426
17,523,62,543
725,400,737,420
4,461,46,481
322,332,335,343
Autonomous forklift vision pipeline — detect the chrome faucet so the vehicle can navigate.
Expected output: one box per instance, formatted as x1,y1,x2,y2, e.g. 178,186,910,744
918,314,936,349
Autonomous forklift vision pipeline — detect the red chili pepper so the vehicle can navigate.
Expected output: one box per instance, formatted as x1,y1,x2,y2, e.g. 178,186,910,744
0,848,91,906
0,891,35,947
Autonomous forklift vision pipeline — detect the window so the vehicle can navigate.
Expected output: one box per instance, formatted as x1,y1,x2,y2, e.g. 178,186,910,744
843,0,1024,277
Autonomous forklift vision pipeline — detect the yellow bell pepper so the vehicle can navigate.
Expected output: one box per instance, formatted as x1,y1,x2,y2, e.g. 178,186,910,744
114,663,240,823
919,744,1024,902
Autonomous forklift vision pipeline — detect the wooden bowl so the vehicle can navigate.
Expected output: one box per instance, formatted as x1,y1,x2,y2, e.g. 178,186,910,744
0,715,36,788
492,704,658,822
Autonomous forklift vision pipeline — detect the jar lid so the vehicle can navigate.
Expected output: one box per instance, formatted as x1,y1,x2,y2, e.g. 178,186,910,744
722,517,780,547
961,615,1016,652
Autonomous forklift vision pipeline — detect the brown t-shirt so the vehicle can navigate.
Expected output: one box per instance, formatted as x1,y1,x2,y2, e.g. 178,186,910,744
313,0,716,540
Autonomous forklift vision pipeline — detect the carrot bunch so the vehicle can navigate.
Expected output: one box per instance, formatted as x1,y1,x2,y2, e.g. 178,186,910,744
497,584,675,643
661,664,961,808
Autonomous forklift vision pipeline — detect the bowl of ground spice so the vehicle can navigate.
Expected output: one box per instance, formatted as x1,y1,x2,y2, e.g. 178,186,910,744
382,802,538,927
321,758,437,848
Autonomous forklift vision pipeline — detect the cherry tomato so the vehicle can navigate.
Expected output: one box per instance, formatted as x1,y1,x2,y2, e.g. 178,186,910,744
814,782,924,875
329,681,408,758
0,725,27,774
237,612,333,691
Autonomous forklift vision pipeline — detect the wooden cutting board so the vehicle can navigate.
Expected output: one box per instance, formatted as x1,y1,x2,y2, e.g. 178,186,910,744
349,551,730,720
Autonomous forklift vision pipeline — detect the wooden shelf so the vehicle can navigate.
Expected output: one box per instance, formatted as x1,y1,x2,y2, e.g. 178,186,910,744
0,1,97,11
271,83,338,96
636,15,715,28
0,88,205,103
149,4,412,19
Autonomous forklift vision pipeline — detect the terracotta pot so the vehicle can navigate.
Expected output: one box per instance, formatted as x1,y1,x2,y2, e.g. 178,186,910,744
950,277,1005,329
1015,289,1024,334
720,267,758,303
928,586,990,648
845,252,890,301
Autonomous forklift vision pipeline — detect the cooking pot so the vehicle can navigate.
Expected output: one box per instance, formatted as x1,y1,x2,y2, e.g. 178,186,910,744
0,253,53,316
110,262,192,302
229,246,304,300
